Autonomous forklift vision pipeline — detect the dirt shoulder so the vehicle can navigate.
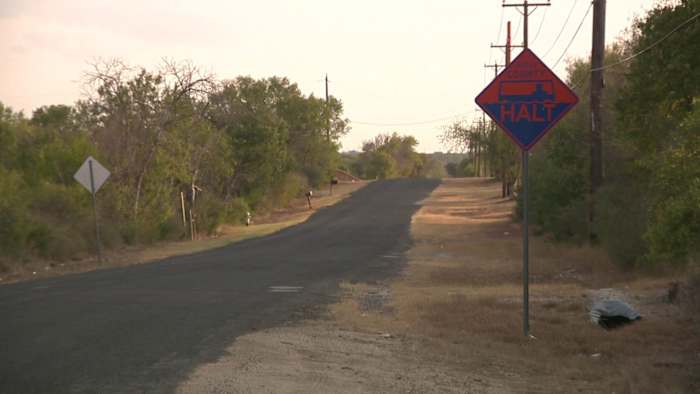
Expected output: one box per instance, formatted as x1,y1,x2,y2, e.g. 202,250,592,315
178,178,700,393
0,181,367,285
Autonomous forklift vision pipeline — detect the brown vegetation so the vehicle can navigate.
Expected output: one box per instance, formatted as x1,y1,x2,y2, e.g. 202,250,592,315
332,178,700,392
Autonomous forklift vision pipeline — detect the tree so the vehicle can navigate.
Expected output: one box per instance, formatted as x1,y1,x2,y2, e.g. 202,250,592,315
356,133,424,179
82,59,215,222
441,118,518,195
1,61,351,261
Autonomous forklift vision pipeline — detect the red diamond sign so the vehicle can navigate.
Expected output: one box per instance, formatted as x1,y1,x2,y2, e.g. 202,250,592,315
475,49,578,151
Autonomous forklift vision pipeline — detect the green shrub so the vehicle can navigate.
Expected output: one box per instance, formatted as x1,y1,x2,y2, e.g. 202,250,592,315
44,227,90,261
457,158,474,177
158,217,183,241
645,186,700,265
120,221,139,245
195,194,252,235
196,195,224,235
26,224,52,257
271,172,308,207
0,169,31,256
223,198,251,224
546,198,588,243
0,206,30,256
642,101,700,266
30,182,90,219
97,219,124,250
595,180,649,268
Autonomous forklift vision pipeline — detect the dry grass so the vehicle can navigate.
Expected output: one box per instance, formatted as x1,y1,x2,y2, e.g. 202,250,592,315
331,178,700,393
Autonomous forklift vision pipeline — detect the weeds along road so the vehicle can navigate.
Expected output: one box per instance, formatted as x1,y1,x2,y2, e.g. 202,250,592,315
0,178,439,394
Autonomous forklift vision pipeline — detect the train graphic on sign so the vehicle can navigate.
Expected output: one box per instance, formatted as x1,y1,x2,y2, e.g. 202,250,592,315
498,80,554,102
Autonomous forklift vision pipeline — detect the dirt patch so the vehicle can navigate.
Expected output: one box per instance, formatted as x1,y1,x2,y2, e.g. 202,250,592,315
177,178,700,393
0,181,367,285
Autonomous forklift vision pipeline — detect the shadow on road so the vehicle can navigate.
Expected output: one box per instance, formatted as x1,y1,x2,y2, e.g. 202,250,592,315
0,178,439,393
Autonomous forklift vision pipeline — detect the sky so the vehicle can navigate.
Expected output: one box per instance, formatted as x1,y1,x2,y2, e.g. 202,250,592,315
0,0,659,152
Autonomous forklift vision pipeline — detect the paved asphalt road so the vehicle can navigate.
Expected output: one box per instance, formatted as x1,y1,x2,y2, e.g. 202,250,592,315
0,179,439,393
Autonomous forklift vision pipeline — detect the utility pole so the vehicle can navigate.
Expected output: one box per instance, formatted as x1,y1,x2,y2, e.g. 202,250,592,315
502,1,550,48
482,64,503,178
589,0,606,240
325,74,330,141
484,62,503,78
507,20,512,66
491,21,523,66
502,0,551,338
325,73,335,194
491,21,522,197
485,60,506,196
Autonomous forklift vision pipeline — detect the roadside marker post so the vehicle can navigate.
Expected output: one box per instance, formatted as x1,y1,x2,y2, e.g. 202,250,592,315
475,49,578,336
74,156,110,263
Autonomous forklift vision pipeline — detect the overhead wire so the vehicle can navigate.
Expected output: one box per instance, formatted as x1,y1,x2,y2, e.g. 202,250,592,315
592,11,700,72
356,7,700,130
495,6,506,48
568,11,700,91
350,114,468,127
486,5,505,83
552,2,593,69
542,0,579,58
532,7,549,45
513,12,523,45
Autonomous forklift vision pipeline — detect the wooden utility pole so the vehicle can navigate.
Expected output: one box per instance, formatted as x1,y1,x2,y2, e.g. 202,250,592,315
502,0,551,338
482,64,503,178
491,20,522,198
507,21,512,66
503,1,551,47
484,62,503,77
589,0,606,239
325,74,330,141
180,192,187,230
491,21,523,66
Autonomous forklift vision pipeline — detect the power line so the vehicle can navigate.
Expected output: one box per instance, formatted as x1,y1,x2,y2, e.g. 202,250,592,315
484,7,504,82
351,113,467,127
592,11,700,72
568,10,700,90
495,6,506,47
532,7,549,44
553,2,593,68
542,0,578,58
513,13,523,45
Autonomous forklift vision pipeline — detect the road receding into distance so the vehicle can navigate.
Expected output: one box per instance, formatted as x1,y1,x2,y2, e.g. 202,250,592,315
0,178,439,393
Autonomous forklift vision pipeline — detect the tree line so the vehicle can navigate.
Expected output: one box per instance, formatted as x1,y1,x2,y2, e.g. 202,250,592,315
342,133,446,179
444,0,700,268
0,60,348,265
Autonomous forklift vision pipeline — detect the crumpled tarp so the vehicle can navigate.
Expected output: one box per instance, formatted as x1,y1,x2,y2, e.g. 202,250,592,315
590,299,642,329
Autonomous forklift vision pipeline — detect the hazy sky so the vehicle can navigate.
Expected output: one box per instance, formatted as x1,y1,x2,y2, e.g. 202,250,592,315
1,0,658,152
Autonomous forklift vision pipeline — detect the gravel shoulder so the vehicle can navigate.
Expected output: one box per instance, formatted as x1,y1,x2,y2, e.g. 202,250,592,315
177,322,495,394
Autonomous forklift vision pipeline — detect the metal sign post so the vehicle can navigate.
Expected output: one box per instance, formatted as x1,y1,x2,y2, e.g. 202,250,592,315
74,156,110,263
522,150,529,336
475,49,578,336
88,160,103,262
